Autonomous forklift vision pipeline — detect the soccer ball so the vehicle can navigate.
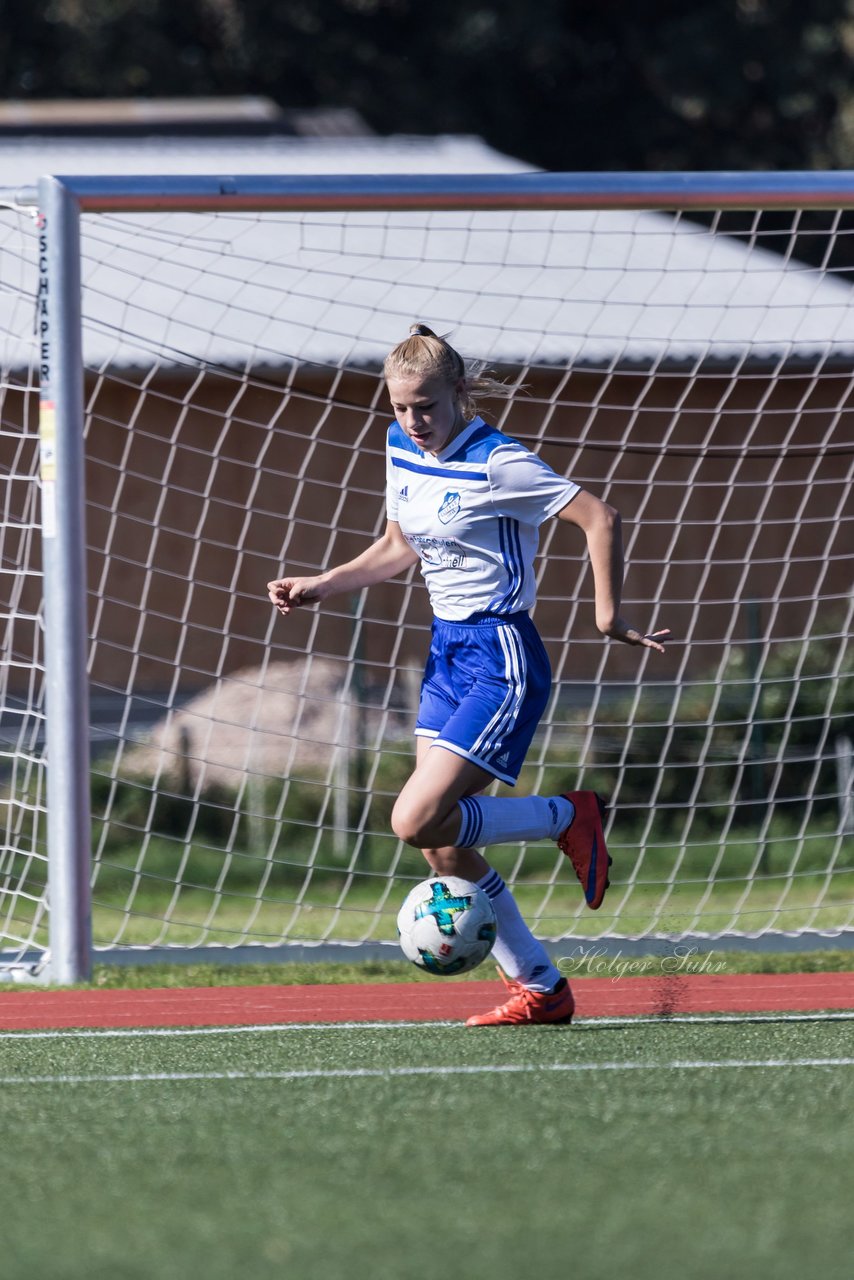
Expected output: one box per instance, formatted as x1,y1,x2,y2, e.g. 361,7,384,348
397,876,497,976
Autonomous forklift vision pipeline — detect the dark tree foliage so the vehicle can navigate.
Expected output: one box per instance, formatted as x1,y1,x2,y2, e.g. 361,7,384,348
6,2,853,276
3,0,854,174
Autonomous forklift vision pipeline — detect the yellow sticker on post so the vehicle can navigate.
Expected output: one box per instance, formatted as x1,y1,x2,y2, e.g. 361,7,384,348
39,399,57,537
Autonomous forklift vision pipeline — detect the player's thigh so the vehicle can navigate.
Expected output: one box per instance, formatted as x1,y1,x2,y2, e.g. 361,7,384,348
399,741,492,826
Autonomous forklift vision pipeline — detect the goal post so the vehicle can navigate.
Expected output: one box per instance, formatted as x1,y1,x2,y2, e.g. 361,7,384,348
1,171,853,982
37,176,91,983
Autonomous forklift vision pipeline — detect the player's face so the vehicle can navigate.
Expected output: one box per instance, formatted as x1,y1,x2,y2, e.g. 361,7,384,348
387,374,465,454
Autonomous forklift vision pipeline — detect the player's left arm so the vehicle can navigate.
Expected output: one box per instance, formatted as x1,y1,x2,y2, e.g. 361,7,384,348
556,490,670,653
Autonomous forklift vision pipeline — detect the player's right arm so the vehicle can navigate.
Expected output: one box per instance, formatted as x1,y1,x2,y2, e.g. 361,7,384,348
267,520,418,615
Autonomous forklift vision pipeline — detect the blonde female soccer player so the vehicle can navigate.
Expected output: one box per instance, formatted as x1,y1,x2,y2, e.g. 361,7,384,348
268,325,668,1025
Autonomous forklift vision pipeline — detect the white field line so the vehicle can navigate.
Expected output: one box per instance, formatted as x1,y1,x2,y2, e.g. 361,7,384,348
0,1010,852,1041
1,1057,853,1086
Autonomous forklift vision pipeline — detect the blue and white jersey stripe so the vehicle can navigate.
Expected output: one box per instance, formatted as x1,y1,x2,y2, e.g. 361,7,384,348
493,517,525,614
386,415,579,622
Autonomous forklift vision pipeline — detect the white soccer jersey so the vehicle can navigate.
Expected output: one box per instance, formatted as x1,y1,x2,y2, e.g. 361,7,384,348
386,415,580,622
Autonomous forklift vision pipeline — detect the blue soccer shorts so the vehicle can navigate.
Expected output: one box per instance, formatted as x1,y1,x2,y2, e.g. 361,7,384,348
414,611,552,785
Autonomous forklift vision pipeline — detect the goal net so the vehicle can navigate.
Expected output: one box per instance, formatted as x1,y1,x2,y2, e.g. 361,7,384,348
1,176,852,978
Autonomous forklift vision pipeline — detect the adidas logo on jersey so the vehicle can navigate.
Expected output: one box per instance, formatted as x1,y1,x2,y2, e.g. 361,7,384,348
399,485,409,502
496,752,510,767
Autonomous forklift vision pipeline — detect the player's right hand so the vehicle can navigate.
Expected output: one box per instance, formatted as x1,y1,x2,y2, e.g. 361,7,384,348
267,576,323,615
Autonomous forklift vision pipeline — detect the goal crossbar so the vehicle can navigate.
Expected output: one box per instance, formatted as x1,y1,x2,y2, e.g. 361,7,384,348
23,170,854,213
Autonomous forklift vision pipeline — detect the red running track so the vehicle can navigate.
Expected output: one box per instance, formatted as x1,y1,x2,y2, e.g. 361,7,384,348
0,972,852,1030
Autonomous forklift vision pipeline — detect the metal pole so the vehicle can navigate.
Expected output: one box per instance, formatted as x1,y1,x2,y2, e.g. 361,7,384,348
37,176,92,983
743,599,768,874
836,736,854,836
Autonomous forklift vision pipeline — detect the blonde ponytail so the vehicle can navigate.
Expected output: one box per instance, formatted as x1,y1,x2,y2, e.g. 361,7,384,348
383,323,513,422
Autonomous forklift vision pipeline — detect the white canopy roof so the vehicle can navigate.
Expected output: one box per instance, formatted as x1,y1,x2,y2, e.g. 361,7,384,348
2,135,852,371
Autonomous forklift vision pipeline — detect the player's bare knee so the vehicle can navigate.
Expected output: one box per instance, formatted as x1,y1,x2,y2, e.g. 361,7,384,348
389,797,420,846
390,797,442,848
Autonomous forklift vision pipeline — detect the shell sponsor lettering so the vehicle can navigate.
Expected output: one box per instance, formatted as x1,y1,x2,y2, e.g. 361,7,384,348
407,536,467,569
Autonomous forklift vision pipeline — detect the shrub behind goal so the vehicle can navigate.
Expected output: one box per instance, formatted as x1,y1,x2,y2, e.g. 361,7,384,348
1,173,852,980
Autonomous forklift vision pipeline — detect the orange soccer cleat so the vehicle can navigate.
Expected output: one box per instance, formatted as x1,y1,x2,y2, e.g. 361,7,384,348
465,970,576,1026
558,791,611,910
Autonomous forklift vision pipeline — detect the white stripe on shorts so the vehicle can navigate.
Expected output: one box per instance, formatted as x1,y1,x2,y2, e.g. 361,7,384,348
470,623,527,762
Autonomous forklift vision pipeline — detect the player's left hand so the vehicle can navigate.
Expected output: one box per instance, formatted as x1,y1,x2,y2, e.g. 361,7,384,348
601,618,671,653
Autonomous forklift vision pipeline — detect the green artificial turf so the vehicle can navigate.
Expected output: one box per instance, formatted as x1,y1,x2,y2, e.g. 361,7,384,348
1,1018,851,1280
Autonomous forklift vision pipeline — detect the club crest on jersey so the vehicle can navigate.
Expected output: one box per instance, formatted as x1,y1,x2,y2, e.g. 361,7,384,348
438,491,461,524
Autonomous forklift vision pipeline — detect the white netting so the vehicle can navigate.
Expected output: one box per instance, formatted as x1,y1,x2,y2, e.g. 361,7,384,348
1,194,853,969
0,204,47,969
